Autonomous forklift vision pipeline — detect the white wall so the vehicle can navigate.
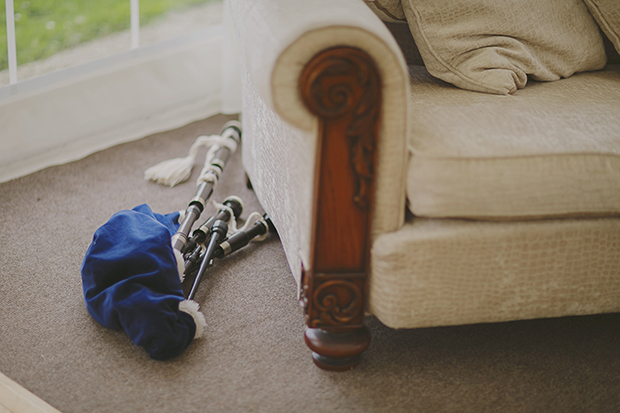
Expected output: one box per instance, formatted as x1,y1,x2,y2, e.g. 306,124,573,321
0,25,228,183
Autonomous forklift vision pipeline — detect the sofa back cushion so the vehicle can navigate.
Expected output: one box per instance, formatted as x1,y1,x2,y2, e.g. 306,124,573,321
362,0,406,22
400,0,607,94
584,0,620,57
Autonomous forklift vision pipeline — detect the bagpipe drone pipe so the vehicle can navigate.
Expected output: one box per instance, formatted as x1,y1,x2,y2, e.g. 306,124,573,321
80,121,272,360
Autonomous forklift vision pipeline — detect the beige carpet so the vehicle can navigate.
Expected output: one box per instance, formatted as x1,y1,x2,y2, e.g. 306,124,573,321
1,114,619,413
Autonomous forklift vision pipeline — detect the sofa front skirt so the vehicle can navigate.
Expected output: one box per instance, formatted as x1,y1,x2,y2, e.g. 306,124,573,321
370,216,620,329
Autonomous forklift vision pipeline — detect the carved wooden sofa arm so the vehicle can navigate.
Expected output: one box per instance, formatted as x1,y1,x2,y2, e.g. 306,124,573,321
228,0,410,369
299,47,381,370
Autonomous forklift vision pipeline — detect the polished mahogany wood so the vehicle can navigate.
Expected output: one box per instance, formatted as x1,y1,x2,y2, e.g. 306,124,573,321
299,47,381,370
305,327,371,371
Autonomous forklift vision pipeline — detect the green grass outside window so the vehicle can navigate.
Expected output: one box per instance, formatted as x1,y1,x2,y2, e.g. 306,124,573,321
1,0,215,71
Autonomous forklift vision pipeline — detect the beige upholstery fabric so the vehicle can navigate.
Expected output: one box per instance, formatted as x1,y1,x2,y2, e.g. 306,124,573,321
231,0,620,332
370,216,620,328
406,65,620,219
401,0,607,94
584,0,620,54
230,0,410,281
240,69,314,288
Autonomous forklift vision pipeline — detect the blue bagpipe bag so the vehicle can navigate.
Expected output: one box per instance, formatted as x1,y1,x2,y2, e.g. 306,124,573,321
81,204,204,360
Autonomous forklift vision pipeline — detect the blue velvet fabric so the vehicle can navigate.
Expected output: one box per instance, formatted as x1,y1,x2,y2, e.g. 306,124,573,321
81,204,196,360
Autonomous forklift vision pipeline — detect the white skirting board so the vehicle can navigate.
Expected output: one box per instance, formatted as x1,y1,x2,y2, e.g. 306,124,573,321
0,25,233,184
0,371,61,412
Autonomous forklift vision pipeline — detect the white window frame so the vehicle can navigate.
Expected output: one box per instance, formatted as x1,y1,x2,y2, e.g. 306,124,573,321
4,0,17,84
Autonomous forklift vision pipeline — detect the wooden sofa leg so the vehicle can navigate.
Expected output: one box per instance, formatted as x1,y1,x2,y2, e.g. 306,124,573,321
299,47,381,370
305,327,371,371
300,267,373,371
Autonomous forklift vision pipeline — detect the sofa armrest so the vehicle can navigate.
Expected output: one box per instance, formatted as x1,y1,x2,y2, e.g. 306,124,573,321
229,0,410,237
228,0,411,370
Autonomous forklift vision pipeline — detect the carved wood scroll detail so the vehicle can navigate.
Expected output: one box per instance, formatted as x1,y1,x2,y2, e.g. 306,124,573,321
301,47,381,210
300,269,365,330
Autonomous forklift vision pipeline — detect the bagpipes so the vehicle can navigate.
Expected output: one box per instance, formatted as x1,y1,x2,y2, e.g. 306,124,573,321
180,195,272,301
81,121,272,360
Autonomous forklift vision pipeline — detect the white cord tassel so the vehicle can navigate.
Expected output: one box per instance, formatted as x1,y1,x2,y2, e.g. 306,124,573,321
196,130,238,186
144,135,233,187
197,144,222,185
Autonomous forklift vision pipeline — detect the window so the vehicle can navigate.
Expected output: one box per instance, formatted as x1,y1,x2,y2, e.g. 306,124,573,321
1,0,222,86
0,0,236,184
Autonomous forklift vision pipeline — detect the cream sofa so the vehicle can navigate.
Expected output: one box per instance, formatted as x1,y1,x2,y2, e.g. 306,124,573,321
228,0,620,370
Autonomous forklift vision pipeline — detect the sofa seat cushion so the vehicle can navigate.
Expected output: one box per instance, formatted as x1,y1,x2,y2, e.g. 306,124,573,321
406,64,620,219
